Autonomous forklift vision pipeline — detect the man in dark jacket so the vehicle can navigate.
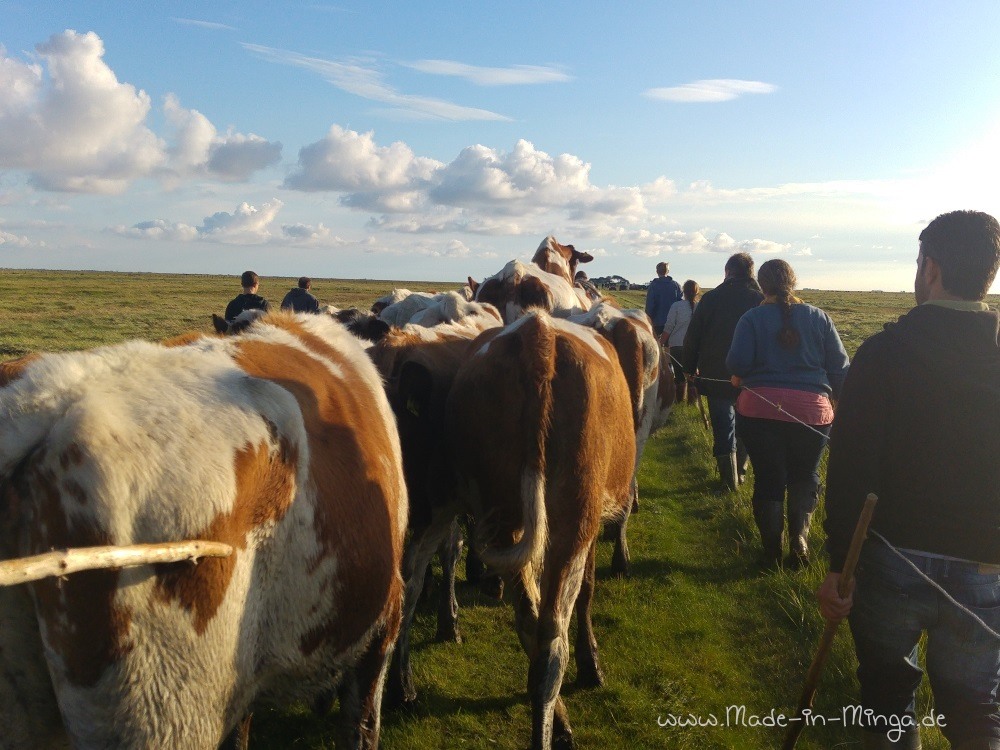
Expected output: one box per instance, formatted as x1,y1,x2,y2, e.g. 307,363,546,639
819,210,1000,750
281,277,321,314
645,261,683,337
224,270,270,322
683,253,763,490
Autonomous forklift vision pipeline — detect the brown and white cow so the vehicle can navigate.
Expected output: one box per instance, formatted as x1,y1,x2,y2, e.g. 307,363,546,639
568,303,676,574
0,312,407,749
471,259,591,324
447,311,636,750
365,309,502,706
531,235,593,286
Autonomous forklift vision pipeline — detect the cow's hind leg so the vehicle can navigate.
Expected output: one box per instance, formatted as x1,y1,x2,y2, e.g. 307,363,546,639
531,548,589,750
574,539,604,688
338,621,396,750
386,516,455,708
434,518,462,643
610,492,632,577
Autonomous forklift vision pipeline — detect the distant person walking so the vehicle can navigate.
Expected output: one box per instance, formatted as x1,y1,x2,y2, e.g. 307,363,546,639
662,280,700,404
683,253,763,491
726,259,849,569
818,210,1000,750
645,261,683,338
224,270,270,322
281,277,321,313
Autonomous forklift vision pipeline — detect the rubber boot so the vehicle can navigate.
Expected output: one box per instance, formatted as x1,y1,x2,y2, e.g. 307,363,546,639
786,480,820,570
862,727,922,749
753,499,784,569
716,453,738,492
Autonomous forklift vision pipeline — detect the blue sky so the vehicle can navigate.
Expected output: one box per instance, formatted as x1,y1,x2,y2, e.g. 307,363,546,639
2,0,999,292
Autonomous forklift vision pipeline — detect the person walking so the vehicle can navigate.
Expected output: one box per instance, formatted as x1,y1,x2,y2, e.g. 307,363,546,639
818,210,1000,750
645,261,683,338
683,253,763,491
726,259,849,569
662,280,700,404
224,270,270,322
281,276,321,313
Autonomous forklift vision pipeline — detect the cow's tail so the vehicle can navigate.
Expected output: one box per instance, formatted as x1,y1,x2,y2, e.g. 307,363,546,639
478,313,554,575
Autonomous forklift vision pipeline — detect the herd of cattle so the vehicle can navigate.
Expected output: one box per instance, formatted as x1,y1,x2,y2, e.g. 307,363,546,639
0,237,675,750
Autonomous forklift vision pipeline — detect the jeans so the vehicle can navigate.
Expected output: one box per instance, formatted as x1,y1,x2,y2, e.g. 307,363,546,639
736,415,829,554
848,539,1000,745
668,346,685,385
707,396,736,457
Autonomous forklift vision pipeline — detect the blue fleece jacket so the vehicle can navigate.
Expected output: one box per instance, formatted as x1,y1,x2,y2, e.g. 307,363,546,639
645,276,683,327
726,302,850,396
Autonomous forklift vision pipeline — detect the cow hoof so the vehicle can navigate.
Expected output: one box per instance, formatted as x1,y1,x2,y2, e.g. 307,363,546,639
575,663,605,689
479,575,504,601
384,681,418,711
609,557,630,578
552,728,576,750
434,625,462,644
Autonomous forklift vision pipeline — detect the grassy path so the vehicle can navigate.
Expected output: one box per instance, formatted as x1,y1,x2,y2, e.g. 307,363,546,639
252,404,947,750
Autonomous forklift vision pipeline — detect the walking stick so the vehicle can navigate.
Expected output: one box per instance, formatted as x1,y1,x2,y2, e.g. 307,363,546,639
782,493,878,750
696,389,710,431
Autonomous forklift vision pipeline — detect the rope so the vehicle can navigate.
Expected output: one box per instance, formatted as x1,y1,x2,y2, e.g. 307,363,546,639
868,530,1000,641
665,350,832,439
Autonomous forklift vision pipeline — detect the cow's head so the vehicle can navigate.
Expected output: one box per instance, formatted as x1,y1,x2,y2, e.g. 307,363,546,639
531,236,593,285
212,310,265,335
332,308,391,343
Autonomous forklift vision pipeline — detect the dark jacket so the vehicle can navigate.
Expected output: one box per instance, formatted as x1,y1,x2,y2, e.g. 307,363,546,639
645,276,683,328
281,287,321,314
224,293,270,322
824,303,1000,571
682,275,764,398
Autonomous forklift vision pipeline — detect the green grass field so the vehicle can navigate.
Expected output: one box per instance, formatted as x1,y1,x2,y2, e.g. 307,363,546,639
4,269,994,749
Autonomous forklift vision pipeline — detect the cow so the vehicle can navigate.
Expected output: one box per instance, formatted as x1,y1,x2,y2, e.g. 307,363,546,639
471,259,591,324
567,303,676,574
0,311,408,749
447,311,636,750
531,235,593,286
365,309,503,706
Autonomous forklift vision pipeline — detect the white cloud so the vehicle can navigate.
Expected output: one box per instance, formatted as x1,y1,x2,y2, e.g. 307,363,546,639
404,60,571,86
286,124,440,192
171,18,237,31
112,200,344,247
243,43,511,121
0,32,280,193
163,94,281,181
0,31,164,193
288,128,646,226
644,79,778,103
794,248,813,256
614,228,789,257
0,229,32,247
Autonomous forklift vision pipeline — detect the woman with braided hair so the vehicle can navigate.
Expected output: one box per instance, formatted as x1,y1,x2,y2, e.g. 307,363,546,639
726,259,850,569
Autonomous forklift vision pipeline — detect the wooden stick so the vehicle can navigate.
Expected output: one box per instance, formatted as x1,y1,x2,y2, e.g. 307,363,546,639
782,493,878,750
697,393,710,431
0,541,234,587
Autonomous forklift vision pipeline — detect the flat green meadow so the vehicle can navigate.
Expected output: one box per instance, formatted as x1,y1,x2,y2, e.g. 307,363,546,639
4,269,995,749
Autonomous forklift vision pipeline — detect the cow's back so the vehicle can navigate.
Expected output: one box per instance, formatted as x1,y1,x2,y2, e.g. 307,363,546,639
0,313,406,748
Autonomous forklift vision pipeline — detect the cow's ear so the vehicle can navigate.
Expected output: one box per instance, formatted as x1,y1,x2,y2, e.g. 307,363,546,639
398,361,434,419
212,314,230,334
574,249,594,264
467,276,480,296
364,318,391,343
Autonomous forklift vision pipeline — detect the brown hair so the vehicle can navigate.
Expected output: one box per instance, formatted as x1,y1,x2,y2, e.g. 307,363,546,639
758,259,800,349
240,270,260,288
682,279,700,311
724,252,754,279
